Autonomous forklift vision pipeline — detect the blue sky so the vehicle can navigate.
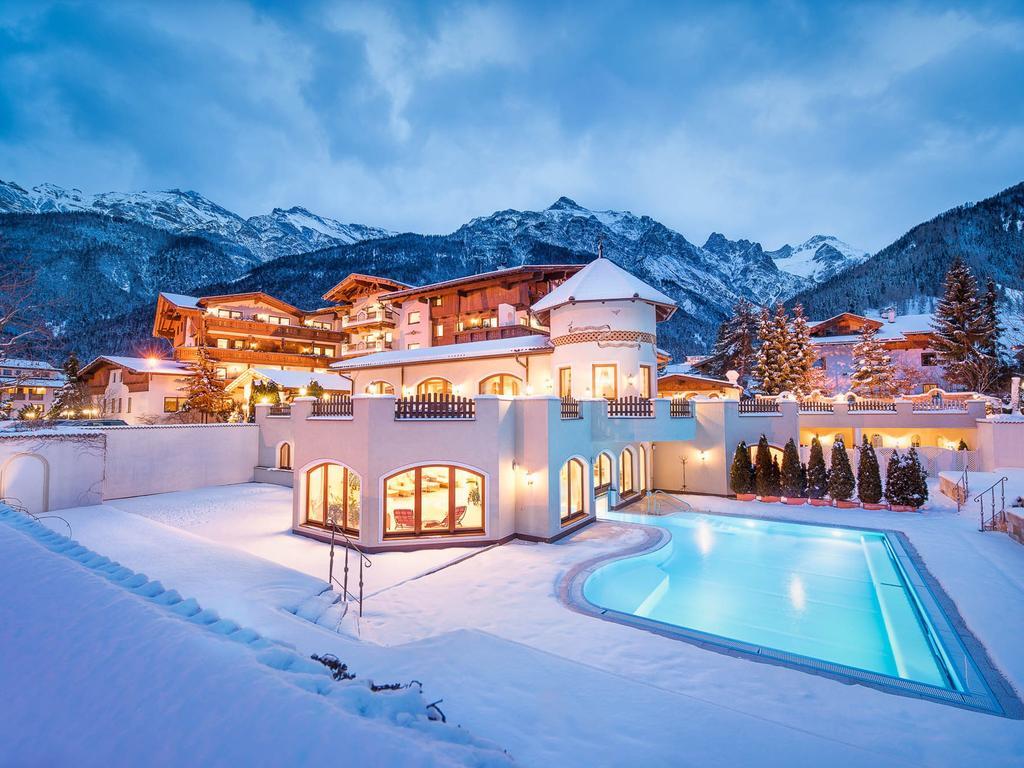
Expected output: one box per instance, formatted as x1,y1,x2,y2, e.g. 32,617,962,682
1,1,1022,251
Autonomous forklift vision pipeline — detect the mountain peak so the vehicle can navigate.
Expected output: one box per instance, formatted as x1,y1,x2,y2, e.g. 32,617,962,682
547,196,586,212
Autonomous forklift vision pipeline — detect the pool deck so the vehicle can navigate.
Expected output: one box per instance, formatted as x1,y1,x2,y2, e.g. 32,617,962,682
27,481,1024,767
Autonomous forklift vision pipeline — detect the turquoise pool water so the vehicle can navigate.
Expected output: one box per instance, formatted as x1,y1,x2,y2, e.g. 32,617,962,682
584,512,955,689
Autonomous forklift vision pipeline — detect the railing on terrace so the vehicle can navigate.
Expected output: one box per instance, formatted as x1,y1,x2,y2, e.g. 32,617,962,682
560,397,581,420
847,399,897,412
912,400,969,412
312,395,353,417
395,393,475,420
607,396,654,418
670,399,693,418
268,404,291,417
738,399,780,415
799,400,834,413
976,476,1008,532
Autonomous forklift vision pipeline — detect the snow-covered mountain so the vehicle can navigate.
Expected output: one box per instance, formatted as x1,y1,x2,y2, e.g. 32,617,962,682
768,235,870,283
0,180,391,261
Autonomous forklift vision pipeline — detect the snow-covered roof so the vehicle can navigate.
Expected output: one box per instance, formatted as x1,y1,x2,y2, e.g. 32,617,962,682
225,367,351,392
0,358,59,371
808,312,936,345
332,335,553,371
658,363,733,386
531,258,676,320
82,355,194,376
158,292,201,310
0,376,66,388
382,265,582,302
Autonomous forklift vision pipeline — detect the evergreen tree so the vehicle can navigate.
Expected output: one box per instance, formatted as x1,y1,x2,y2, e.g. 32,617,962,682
930,257,998,392
849,325,899,397
754,304,792,394
981,277,1002,359
703,298,760,388
181,347,230,423
799,462,808,497
729,441,754,495
885,450,908,506
905,447,929,508
768,456,782,496
856,437,883,504
787,304,818,395
806,437,828,499
306,380,325,400
780,438,803,497
827,437,855,501
754,434,774,496
48,351,91,418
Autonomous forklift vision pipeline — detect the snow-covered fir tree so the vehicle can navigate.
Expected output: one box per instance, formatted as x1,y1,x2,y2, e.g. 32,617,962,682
753,304,792,394
787,304,818,395
48,352,91,418
703,298,759,387
930,257,1000,392
849,325,899,397
181,347,230,423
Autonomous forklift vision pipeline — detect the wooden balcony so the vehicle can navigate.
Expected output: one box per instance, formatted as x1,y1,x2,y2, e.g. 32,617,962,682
340,308,398,329
203,316,345,343
452,324,537,344
341,340,395,357
175,346,339,368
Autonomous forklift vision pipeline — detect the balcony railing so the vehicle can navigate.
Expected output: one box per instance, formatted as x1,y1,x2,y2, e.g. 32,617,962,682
738,399,780,415
312,395,353,417
453,324,536,344
912,400,968,412
395,394,475,420
176,346,338,367
799,400,834,413
203,315,344,343
608,396,654,418
670,399,693,418
268,404,292,417
847,399,897,412
341,340,394,357
560,397,581,420
341,308,398,328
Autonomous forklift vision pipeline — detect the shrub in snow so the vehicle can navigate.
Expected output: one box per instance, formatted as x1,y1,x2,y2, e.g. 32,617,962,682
311,654,447,723
856,437,883,504
729,441,754,495
805,437,828,499
827,438,855,501
780,438,803,497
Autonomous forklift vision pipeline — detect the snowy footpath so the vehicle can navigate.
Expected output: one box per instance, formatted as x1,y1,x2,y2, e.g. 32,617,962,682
9,482,1024,767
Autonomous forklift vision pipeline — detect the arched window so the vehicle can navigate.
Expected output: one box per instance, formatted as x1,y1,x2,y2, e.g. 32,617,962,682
366,380,394,395
871,434,883,448
560,458,586,524
278,442,292,470
620,448,635,496
479,374,521,396
384,465,484,538
305,463,360,534
638,445,647,492
593,452,613,494
416,378,453,396
911,434,921,448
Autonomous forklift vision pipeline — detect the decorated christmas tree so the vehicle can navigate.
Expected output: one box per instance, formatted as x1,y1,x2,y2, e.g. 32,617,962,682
754,435,775,496
805,437,828,499
729,441,754,495
780,438,804,498
856,436,883,504
849,325,899,397
827,437,855,501
703,298,760,388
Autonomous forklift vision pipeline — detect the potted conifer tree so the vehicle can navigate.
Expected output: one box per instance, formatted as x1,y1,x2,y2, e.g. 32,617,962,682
828,437,858,507
754,435,780,502
806,437,830,506
857,437,886,509
885,450,912,511
729,441,756,501
905,447,930,510
780,438,806,504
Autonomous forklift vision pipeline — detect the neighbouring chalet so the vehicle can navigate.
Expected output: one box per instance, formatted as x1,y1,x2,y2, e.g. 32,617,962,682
656,363,741,399
808,310,947,393
80,356,196,423
1,359,65,415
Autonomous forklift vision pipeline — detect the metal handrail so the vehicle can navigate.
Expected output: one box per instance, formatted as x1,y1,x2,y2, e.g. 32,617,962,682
327,516,372,617
646,490,694,516
954,464,970,513
975,476,1008,532
1,496,73,537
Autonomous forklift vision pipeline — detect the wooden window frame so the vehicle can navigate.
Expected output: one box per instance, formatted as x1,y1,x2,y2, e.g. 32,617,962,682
366,380,395,395
408,310,421,325
304,462,359,534
620,448,635,496
561,458,587,525
594,452,612,495
279,443,292,470
640,365,652,399
638,445,647,492
416,377,453,396
478,374,522,396
383,465,486,539
592,363,618,400
558,367,572,399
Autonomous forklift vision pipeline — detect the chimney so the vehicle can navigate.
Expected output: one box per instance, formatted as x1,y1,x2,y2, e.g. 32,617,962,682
885,307,896,323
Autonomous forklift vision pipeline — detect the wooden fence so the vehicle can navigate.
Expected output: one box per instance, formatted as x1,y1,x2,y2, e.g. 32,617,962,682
738,399,780,415
560,397,581,420
394,393,475,420
847,399,897,412
670,399,693,418
312,395,353,417
607,396,654,418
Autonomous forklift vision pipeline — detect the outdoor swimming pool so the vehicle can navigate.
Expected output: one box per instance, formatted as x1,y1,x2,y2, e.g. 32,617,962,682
579,510,1005,712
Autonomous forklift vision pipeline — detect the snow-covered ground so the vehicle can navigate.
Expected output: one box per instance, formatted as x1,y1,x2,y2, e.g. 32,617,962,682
8,480,1024,766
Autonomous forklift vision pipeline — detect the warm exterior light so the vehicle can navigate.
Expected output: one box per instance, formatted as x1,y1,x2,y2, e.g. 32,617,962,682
699,450,707,462
523,469,534,486
298,387,307,397
146,355,160,367
259,396,270,405
525,384,534,396
453,385,463,395
322,394,330,402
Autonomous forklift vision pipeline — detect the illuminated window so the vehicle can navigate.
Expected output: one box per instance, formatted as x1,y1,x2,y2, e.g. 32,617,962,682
560,458,586,524
408,311,421,325
163,397,184,413
365,381,395,395
217,309,242,320
479,374,521,395
305,463,359,533
620,448,635,495
435,323,444,338
640,365,652,398
416,378,453,396
383,466,485,537
559,367,572,398
871,434,883,448
407,343,421,350
592,364,617,399
278,443,292,470
638,445,647,492
593,453,612,492
911,434,921,448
